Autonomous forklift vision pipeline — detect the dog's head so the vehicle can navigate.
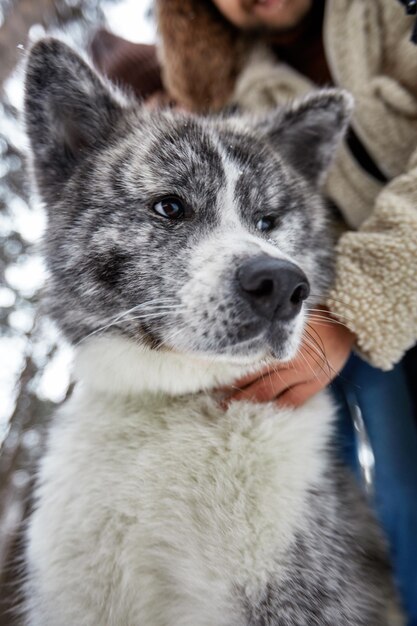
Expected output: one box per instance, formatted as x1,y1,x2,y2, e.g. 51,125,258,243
25,39,351,365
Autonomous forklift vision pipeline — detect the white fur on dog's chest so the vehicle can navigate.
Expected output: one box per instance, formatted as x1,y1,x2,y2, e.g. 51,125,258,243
28,376,333,626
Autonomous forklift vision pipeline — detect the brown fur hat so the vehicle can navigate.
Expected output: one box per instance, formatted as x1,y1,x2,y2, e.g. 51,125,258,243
155,0,251,112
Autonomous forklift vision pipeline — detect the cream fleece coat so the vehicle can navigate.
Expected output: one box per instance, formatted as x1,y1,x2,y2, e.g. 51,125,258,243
157,0,417,369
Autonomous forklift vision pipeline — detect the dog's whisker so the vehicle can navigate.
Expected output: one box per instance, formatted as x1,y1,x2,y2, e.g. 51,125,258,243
303,329,337,380
308,295,357,315
304,324,326,355
305,307,355,323
300,331,328,378
298,346,322,383
306,314,350,330
101,300,181,325
76,303,185,346
122,310,186,324
302,327,330,372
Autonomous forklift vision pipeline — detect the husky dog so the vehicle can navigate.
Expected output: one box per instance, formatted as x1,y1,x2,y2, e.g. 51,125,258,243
23,39,402,626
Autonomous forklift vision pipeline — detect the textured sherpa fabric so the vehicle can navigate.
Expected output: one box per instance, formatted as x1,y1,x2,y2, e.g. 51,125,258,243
156,0,417,369
328,165,417,370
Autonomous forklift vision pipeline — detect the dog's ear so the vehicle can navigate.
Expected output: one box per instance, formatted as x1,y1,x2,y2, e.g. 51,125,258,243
24,38,125,200
255,89,353,186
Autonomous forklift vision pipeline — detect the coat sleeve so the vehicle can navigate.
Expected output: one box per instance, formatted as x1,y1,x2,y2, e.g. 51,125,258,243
326,148,417,370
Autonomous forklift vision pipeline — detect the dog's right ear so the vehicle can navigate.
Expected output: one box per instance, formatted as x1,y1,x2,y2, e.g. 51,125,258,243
250,89,353,186
24,38,125,201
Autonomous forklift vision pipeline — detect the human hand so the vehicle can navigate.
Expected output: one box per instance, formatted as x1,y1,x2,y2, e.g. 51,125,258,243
223,308,355,408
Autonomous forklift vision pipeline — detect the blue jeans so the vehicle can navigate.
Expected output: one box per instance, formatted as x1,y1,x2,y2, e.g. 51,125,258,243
331,354,417,625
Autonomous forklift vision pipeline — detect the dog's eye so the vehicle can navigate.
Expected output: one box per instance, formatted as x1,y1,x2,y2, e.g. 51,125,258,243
153,197,185,220
256,216,275,232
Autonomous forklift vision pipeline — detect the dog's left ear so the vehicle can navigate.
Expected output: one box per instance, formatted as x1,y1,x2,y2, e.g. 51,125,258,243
254,89,353,186
24,38,125,202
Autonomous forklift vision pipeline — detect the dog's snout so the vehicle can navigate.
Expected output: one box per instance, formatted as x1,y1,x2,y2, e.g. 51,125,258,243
236,256,310,321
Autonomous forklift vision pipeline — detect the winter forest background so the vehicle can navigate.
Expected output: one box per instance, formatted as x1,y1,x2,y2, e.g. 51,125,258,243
0,1,154,621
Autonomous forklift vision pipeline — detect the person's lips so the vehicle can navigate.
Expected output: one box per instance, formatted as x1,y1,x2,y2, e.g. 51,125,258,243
251,0,288,15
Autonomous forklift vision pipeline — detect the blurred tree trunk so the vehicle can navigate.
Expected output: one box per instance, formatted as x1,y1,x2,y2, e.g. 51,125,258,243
0,2,118,622
0,0,57,87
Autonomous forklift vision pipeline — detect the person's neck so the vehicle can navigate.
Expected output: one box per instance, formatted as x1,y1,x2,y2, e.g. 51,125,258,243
266,0,325,48
264,0,330,86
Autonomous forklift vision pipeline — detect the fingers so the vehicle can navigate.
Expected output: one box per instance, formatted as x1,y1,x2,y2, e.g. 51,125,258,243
224,365,313,405
224,374,324,408
226,363,281,390
276,380,323,408
220,311,354,410
223,361,327,407
226,370,289,404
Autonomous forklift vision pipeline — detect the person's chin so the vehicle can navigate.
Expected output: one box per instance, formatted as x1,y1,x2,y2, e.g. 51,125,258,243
251,0,312,31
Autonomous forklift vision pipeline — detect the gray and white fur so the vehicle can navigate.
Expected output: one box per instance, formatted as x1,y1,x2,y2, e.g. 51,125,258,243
23,38,402,625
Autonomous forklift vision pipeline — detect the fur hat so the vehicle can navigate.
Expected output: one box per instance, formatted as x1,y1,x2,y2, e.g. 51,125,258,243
155,0,251,111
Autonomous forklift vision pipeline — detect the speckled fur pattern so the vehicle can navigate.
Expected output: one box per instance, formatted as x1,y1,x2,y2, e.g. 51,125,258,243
22,39,402,625
25,38,343,361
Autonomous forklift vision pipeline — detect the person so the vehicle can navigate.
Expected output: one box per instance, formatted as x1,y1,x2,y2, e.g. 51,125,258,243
91,1,417,622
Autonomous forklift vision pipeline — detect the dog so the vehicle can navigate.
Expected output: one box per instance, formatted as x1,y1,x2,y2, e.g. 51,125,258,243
22,38,402,625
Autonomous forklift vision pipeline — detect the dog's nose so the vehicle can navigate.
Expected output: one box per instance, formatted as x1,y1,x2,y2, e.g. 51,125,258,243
236,256,310,321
